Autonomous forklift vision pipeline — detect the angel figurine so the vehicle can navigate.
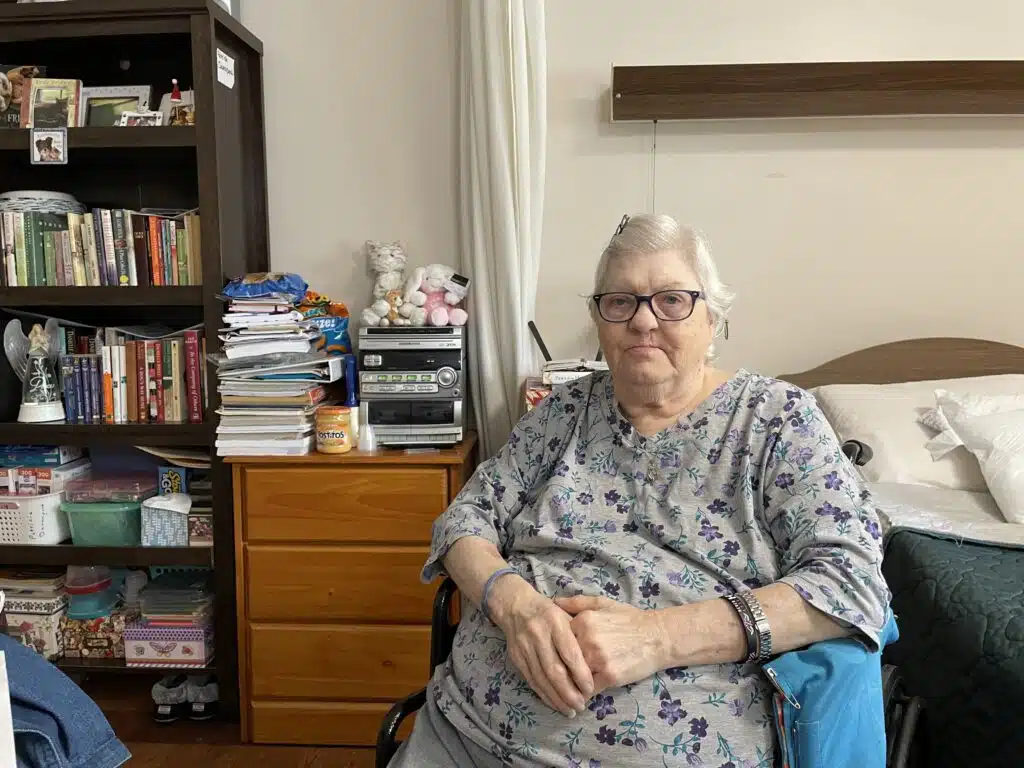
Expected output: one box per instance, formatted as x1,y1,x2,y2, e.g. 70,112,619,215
3,318,65,423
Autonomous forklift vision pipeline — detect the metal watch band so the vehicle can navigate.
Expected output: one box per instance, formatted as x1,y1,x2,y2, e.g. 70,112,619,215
737,590,772,661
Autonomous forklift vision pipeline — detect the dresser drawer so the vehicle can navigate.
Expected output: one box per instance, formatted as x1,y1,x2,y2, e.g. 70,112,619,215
249,624,431,701
246,545,435,622
241,466,446,543
250,699,415,746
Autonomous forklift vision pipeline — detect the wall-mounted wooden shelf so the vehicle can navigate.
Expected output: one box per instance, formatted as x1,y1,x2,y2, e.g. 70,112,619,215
611,61,1024,122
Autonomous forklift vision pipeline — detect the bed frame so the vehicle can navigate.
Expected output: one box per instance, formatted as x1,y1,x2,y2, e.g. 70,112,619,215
779,337,1024,389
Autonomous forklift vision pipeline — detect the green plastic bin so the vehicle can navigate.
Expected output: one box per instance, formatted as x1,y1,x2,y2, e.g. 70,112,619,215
61,501,142,546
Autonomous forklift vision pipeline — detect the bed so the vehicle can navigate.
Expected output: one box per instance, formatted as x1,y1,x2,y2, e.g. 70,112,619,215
781,337,1024,768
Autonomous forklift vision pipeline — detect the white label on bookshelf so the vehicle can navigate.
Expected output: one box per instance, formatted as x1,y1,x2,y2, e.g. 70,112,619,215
216,49,236,89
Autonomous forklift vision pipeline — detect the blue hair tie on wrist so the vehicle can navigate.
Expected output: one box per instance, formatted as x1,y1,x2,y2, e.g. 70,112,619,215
482,567,517,623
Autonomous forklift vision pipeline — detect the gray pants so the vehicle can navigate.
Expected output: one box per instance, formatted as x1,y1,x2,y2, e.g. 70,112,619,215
389,691,506,768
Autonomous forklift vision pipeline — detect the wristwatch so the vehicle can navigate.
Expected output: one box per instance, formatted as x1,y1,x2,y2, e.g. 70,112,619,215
738,590,772,661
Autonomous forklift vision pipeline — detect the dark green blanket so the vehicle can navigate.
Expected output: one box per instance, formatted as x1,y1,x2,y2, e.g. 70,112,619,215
882,529,1024,767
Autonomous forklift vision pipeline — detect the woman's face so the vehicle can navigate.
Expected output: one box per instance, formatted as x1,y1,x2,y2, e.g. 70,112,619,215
595,250,714,389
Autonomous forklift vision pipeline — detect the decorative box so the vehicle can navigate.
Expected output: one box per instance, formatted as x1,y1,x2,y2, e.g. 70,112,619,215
3,592,68,660
188,513,213,547
123,622,214,668
60,608,135,659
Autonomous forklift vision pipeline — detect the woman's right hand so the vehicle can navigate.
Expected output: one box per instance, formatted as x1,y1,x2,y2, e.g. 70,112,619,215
489,575,595,717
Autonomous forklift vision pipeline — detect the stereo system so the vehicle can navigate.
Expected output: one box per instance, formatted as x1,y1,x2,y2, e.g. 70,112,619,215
357,326,465,447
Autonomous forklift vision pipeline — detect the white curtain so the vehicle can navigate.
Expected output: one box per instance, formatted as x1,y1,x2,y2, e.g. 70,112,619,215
459,0,547,458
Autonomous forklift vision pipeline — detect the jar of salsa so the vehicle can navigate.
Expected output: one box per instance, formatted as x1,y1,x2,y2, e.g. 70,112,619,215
315,406,353,454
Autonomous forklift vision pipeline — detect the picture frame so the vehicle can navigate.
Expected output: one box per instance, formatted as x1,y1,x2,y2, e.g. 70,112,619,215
119,110,163,127
30,128,67,165
79,86,152,127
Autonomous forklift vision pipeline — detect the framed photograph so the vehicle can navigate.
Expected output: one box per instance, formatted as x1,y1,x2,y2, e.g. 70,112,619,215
30,128,67,165
119,110,163,127
79,86,151,127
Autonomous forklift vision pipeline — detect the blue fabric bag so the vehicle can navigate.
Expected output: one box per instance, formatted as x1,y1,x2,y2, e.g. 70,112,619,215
762,612,899,768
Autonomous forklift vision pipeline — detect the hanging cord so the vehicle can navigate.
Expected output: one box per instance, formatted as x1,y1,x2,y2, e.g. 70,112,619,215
649,119,659,212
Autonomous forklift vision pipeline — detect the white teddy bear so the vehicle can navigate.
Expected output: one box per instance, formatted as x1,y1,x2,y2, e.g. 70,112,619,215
360,240,412,327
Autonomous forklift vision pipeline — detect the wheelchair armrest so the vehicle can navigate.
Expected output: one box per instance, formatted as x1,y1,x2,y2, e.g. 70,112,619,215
375,687,428,768
431,577,459,672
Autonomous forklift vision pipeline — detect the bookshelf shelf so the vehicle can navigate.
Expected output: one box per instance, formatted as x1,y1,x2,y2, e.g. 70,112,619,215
57,657,216,676
0,421,212,446
0,543,212,567
0,286,203,307
0,127,196,152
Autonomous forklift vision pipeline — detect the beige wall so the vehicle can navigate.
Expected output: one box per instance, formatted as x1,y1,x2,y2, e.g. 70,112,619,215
244,0,1024,376
241,0,459,322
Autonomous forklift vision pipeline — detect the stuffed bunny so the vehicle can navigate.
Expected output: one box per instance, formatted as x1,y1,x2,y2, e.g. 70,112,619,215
360,240,412,327
399,263,468,327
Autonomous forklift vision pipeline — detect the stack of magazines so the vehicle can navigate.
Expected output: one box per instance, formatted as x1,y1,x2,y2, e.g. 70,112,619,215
214,353,345,456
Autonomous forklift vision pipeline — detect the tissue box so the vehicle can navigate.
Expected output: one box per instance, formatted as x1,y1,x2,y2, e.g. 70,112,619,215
3,592,68,659
141,493,191,547
124,622,214,668
60,608,135,659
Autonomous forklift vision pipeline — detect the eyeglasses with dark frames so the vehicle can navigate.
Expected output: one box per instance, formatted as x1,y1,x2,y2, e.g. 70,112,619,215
592,290,703,323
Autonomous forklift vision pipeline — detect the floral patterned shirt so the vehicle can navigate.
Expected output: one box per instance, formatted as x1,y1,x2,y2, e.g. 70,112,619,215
422,370,889,768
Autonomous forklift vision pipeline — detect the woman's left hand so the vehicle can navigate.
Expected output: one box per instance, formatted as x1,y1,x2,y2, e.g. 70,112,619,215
554,595,669,693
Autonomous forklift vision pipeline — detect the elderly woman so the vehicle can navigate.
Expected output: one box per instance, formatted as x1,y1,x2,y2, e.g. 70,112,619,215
390,214,889,768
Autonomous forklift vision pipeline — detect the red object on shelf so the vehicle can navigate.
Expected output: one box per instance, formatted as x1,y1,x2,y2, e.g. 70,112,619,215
170,78,182,103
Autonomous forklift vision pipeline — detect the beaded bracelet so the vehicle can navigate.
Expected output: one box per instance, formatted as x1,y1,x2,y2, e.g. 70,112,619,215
481,567,517,623
723,592,759,663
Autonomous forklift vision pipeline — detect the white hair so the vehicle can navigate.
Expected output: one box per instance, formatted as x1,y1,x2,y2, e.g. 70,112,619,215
592,214,735,359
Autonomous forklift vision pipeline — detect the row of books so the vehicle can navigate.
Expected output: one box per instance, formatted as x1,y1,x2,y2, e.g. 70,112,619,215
60,327,207,425
0,209,202,288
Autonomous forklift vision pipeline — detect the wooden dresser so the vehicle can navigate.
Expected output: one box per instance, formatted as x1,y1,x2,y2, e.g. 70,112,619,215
229,433,478,746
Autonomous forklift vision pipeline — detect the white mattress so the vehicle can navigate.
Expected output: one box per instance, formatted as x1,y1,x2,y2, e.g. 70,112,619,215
870,481,1024,548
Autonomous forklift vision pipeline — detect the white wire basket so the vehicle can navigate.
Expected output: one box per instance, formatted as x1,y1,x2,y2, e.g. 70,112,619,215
0,493,70,545
0,190,86,215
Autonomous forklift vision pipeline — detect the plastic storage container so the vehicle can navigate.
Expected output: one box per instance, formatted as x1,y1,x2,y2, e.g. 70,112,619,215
62,501,142,546
64,476,157,503
0,492,69,545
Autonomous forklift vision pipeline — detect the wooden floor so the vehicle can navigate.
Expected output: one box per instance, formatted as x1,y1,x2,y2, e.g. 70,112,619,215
81,678,380,766
126,744,376,767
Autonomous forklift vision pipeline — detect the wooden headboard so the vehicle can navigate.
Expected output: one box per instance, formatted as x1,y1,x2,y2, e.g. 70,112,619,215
779,337,1024,389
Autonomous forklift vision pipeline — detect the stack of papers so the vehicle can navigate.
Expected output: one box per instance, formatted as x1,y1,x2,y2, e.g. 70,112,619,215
214,352,346,457
542,358,609,385
138,571,214,628
219,295,320,360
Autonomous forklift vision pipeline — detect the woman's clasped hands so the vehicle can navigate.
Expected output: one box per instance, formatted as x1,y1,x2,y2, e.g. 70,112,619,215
490,576,669,717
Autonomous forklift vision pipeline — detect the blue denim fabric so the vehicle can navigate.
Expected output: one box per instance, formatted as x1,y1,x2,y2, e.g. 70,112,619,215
1,634,130,768
763,612,899,768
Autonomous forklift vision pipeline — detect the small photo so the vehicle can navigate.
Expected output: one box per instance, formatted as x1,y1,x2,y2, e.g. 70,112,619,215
84,96,142,127
30,128,67,165
119,110,164,127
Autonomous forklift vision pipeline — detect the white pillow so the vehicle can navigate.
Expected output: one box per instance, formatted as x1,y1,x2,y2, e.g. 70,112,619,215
926,392,1024,523
810,375,1024,491
921,390,1024,460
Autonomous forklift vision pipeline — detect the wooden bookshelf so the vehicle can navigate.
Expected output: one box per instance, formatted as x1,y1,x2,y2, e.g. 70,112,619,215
0,0,270,731
0,543,212,567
